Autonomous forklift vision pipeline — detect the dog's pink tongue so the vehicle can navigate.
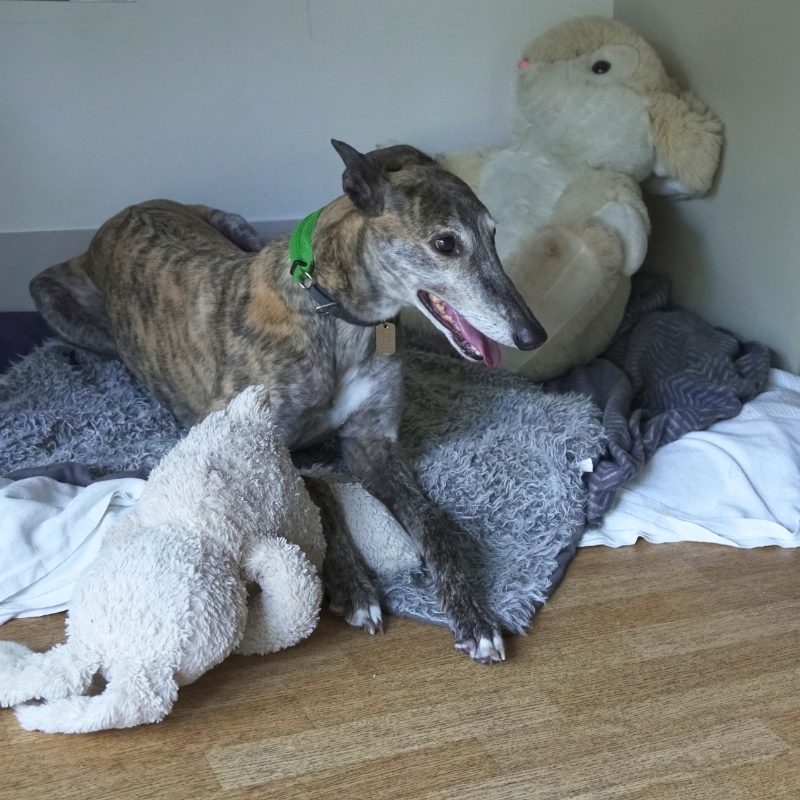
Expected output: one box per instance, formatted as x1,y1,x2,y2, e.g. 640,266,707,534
450,307,502,368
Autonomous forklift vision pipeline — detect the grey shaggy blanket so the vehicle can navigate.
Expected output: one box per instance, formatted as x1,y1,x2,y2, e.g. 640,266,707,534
383,348,603,631
0,344,182,478
0,342,604,633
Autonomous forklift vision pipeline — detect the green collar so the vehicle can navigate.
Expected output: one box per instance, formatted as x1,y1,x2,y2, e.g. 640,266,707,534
289,208,323,285
287,206,383,327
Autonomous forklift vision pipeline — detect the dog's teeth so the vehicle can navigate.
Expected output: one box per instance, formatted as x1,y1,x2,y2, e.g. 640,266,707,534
443,314,453,323
430,294,441,302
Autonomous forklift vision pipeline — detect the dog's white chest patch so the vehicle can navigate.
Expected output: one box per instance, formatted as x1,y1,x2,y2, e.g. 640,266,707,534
329,367,376,429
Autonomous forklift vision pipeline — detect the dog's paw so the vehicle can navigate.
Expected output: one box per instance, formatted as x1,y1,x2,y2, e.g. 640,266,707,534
446,599,505,664
454,631,505,665
348,603,384,636
329,586,384,635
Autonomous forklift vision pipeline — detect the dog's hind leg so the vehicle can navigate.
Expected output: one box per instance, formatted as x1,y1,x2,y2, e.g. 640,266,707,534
189,205,267,253
14,663,178,734
0,641,95,708
304,476,384,635
29,254,118,355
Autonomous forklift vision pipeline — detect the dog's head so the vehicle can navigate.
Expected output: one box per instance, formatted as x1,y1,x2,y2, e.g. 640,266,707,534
331,140,546,367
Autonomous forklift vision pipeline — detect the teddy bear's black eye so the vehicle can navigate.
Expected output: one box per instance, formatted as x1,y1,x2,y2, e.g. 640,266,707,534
592,60,611,75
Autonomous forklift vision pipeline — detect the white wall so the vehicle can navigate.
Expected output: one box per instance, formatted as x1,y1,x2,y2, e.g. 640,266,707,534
615,0,800,371
0,0,610,234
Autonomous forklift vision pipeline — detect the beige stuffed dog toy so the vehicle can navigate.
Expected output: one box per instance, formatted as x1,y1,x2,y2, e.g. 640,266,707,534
437,16,723,380
0,386,325,733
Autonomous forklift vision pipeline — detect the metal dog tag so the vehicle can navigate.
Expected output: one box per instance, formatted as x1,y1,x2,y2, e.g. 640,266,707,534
375,322,396,357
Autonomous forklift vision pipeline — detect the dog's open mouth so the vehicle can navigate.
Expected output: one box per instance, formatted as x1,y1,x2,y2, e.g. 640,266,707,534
418,291,502,368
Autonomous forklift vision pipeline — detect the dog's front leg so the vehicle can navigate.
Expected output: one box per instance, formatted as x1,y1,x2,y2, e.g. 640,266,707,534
339,410,504,665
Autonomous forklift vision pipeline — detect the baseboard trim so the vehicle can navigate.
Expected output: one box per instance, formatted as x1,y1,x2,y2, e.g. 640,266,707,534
0,218,298,312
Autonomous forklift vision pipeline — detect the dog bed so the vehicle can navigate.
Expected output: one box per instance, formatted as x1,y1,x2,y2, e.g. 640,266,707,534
0,272,778,630
0,339,604,633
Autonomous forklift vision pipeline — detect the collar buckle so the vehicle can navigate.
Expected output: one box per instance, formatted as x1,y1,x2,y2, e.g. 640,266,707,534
290,259,314,288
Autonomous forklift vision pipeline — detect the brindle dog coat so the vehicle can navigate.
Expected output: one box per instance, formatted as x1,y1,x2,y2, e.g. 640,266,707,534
31,141,546,663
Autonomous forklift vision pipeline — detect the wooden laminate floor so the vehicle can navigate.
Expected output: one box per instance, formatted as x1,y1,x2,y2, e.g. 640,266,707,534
1,541,799,799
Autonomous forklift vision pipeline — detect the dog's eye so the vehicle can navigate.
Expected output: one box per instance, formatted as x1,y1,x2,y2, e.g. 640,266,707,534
592,60,611,74
434,236,456,253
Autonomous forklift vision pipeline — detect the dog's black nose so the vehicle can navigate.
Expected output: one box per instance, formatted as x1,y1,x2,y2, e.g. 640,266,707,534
513,321,548,351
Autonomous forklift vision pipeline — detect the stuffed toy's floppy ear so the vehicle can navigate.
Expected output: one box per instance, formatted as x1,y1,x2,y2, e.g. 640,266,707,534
331,139,388,216
645,88,724,198
226,384,272,421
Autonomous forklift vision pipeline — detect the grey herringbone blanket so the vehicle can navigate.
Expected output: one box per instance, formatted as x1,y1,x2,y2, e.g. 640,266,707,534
549,277,771,521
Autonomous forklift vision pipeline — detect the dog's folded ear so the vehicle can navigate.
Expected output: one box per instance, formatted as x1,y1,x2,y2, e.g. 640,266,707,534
331,139,388,217
366,144,435,172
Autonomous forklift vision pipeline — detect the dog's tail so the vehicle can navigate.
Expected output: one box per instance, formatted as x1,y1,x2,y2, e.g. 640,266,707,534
0,642,177,734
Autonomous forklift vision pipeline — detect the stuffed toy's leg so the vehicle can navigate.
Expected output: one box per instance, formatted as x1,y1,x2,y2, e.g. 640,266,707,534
13,662,179,734
0,641,94,708
235,537,323,656
501,219,631,380
2,527,248,734
0,640,177,734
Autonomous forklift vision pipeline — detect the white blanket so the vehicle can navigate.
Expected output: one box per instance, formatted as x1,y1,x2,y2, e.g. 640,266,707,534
0,476,144,624
580,369,800,549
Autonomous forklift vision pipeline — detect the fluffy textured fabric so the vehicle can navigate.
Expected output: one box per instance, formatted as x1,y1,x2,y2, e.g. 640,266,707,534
0,341,182,477
0,339,604,635
381,348,604,633
0,386,325,733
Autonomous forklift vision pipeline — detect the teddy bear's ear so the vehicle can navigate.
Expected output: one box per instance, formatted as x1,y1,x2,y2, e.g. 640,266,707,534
645,89,724,198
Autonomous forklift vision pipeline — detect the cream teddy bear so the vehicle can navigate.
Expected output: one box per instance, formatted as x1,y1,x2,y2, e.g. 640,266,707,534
437,16,723,380
0,385,325,733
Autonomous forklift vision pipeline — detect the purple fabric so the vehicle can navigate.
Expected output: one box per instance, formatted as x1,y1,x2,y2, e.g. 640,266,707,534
4,462,151,486
0,312,54,374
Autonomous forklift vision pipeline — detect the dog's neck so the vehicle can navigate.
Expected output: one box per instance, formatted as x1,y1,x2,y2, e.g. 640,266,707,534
301,196,404,324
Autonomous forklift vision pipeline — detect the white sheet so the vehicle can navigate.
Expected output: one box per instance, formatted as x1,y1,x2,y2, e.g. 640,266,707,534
0,476,144,624
580,369,800,549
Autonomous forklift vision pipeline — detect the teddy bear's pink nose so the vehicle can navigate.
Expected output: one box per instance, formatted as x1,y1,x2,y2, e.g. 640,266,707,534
518,59,530,71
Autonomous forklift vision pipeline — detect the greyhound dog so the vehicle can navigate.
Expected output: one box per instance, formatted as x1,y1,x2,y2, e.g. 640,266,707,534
30,141,546,664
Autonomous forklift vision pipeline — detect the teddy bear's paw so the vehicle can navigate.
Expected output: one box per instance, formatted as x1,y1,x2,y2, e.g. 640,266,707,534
594,201,649,276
